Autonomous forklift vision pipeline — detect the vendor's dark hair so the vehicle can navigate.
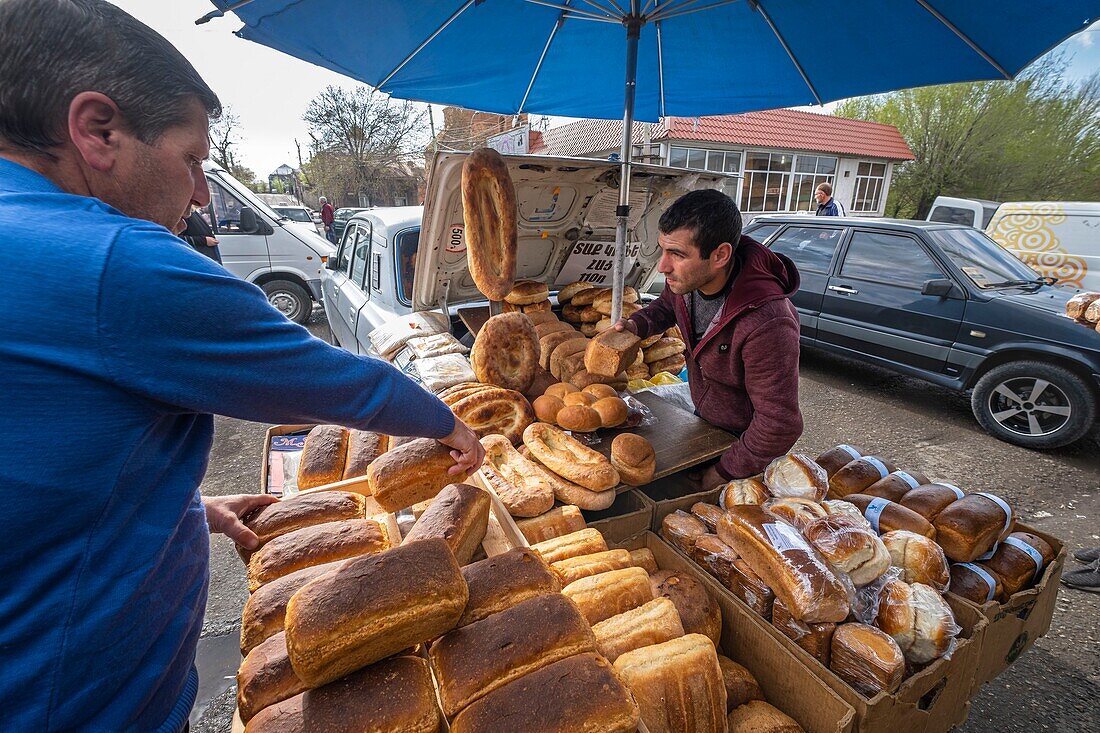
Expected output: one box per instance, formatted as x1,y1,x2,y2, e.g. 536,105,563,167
658,189,743,259
0,0,221,155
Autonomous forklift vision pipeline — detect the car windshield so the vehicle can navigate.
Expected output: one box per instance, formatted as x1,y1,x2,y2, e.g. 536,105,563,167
335,208,363,221
928,227,1043,289
275,207,312,223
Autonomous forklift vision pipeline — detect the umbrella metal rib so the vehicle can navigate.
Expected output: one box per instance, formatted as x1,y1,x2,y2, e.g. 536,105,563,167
752,1,823,106
377,0,480,89
914,0,1012,79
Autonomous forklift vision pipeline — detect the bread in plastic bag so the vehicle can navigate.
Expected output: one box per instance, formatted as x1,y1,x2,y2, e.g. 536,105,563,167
802,514,892,587
691,533,740,586
772,597,836,666
660,509,707,553
874,578,960,664
880,529,950,592
690,502,726,533
764,453,828,501
414,353,476,393
822,499,874,531
719,476,769,509
730,559,775,619
763,497,828,532
830,622,906,696
407,332,468,359
368,311,450,360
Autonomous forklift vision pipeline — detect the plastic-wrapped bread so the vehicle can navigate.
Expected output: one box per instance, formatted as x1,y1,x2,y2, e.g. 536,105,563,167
981,531,1055,598
932,492,1015,562
1066,291,1100,320
771,598,836,667
896,482,965,522
661,509,708,553
719,477,769,508
730,559,776,619
649,570,723,646
880,530,950,592
822,500,874,531
764,454,828,501
802,515,891,586
692,534,740,587
842,494,936,539
763,497,829,532
718,505,850,623
829,623,906,696
815,444,865,478
716,655,765,712
828,456,896,499
862,470,928,502
949,562,1004,604
875,579,959,664
691,502,726,533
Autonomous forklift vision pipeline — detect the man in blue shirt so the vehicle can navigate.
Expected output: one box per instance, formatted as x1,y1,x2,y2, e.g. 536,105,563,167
0,2,483,730
814,182,846,216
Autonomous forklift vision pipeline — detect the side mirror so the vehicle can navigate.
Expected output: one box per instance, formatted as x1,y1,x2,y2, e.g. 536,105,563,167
921,278,961,298
239,207,259,233
325,257,339,270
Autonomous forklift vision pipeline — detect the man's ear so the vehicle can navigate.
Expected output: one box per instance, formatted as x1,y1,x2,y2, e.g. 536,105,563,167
68,91,126,173
711,241,734,269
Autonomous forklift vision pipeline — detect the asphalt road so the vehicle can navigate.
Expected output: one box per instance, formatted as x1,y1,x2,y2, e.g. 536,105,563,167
190,307,1099,732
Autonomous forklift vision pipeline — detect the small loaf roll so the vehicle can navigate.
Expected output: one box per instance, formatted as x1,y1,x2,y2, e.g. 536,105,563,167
828,456,896,499
661,510,708,553
842,494,936,539
296,425,349,490
880,530,949,592
246,518,390,592
727,701,805,733
692,534,740,587
630,548,660,574
875,579,958,664
532,394,565,423
556,404,602,432
367,438,471,512
764,454,828,501
650,569,722,646
717,655,764,712
897,482,965,522
830,623,906,697
460,547,561,627
949,562,1004,604
429,593,596,718
531,527,608,565
240,560,345,656
342,429,388,480
691,503,727,533
730,559,775,619
815,444,865,478
614,634,727,733
933,492,1015,562
862,470,927,502
551,549,634,586
562,566,654,625
719,477,770,508
802,515,891,586
772,598,835,667
243,491,367,550
515,505,586,543
401,483,490,565
981,531,1055,598
284,539,467,688
237,632,308,723
242,655,440,733
592,597,686,663
611,433,656,485
762,497,829,532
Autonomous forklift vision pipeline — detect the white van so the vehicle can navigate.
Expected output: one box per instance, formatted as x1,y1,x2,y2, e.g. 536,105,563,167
927,197,1100,291
200,163,336,323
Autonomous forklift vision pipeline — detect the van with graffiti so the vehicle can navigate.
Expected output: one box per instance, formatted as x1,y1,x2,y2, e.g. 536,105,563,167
927,198,1100,291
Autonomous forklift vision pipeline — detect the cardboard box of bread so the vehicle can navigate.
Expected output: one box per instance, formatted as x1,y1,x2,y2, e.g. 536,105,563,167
657,450,999,733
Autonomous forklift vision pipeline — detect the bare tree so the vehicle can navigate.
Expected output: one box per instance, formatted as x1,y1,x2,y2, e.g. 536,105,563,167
208,106,259,187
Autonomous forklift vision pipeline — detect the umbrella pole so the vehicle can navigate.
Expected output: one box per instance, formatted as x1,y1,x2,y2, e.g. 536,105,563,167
611,13,642,325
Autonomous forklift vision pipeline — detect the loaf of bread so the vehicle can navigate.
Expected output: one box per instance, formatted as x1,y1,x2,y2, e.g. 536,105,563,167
471,312,539,391
932,492,1015,562
716,655,764,712
692,534,740,587
296,425,349,490
614,634,727,733
897,482,964,521
478,434,555,517
246,518,391,592
842,494,936,539
691,502,726,533
531,528,608,565
661,509,708,553
948,562,1003,604
429,594,596,718
981,531,1055,598
880,530,950,592
762,497,829,532
240,560,345,656
719,477,770,508
592,598,686,663
585,329,641,378
815,444,864,478
539,331,584,371
243,491,367,549
822,499,874,531
650,569,722,646
1066,291,1100,319
562,566,654,625
803,515,891,586
460,547,561,627
523,423,619,491
506,280,550,305
551,549,634,585
830,623,906,696
828,456,896,499
342,429,388,480
727,701,805,733
764,453,828,501
875,579,958,664
558,281,595,304
284,539,468,687
515,505,586,543
242,655,440,733
730,559,776,619
718,505,850,623
862,470,927,502
611,433,656,486
402,483,490,565
771,598,835,667
237,632,308,723
448,652,639,733
524,450,616,511
630,547,660,574
367,438,472,512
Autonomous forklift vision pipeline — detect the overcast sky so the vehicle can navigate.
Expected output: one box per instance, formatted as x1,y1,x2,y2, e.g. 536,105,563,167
109,1,1100,181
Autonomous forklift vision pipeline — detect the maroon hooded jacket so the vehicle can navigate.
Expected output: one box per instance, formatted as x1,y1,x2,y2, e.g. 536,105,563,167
629,236,803,479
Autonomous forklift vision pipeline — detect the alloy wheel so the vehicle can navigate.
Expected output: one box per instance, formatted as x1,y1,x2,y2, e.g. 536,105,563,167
986,377,1072,437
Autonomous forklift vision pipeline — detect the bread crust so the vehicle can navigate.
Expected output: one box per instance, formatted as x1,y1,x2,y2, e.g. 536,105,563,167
244,491,367,548
297,425,349,489
515,505,586,543
611,433,655,485
523,422,619,490
246,519,390,592
830,623,905,696
531,528,609,565
562,566,654,625
450,386,535,445
237,632,308,723
471,313,539,391
368,438,471,512
477,434,555,517
462,147,516,301
401,483,490,565
643,337,686,363
592,598,686,663
717,656,765,713
342,430,389,480
505,280,550,305
558,281,596,304
880,529,950,591
649,569,723,646
459,547,561,627
240,560,346,656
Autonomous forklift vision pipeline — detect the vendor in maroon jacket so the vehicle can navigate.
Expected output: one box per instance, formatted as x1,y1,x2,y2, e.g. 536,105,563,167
615,189,803,488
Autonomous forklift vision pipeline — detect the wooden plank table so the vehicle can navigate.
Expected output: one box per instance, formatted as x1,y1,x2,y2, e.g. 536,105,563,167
457,304,492,336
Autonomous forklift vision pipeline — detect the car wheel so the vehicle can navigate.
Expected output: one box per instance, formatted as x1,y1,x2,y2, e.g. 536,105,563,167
971,361,1096,449
262,280,312,325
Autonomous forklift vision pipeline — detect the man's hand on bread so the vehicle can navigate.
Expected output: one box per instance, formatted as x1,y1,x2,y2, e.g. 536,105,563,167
440,418,485,476
204,493,279,550
612,318,638,335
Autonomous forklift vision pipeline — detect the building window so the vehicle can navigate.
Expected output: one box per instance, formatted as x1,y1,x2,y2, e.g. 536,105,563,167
790,155,837,212
740,151,793,213
852,161,887,212
668,145,707,170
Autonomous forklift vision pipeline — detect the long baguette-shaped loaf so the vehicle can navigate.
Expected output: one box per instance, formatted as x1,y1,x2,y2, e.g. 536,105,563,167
717,505,849,623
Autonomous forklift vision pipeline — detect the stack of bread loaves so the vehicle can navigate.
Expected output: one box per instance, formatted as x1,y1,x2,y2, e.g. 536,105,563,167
642,328,687,378
557,282,643,337
531,382,630,433
293,424,389,492
1065,291,1100,331
501,279,552,314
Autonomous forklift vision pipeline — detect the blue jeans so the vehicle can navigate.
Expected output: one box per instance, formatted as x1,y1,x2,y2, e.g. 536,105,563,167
325,225,337,243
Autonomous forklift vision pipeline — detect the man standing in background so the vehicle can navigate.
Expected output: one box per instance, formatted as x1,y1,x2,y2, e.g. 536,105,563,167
320,195,336,242
815,182,845,216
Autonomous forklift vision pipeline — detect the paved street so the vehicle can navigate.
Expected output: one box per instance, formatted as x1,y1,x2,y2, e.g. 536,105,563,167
191,308,1099,732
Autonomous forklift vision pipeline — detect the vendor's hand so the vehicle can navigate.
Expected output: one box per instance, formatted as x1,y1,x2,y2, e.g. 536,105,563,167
205,236,219,246
440,418,485,476
204,493,279,550
701,464,727,492
612,318,638,335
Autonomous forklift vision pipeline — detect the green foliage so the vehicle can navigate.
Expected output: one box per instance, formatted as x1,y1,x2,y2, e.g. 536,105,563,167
835,57,1100,218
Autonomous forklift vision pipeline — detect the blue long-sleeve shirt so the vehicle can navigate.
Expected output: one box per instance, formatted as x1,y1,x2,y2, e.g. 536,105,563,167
0,158,454,732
